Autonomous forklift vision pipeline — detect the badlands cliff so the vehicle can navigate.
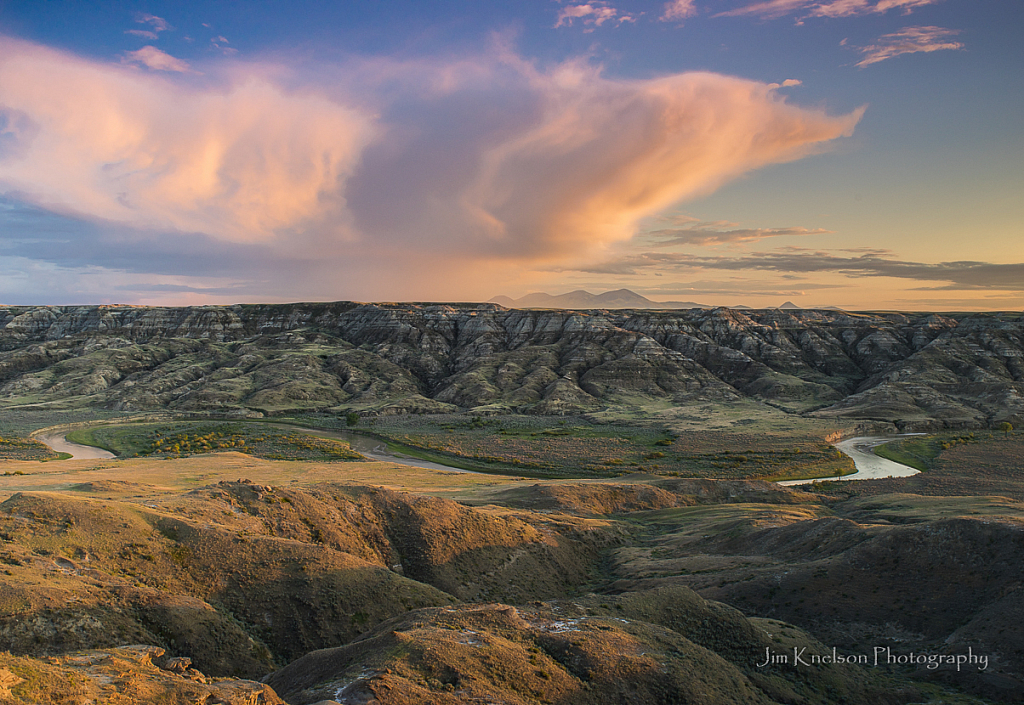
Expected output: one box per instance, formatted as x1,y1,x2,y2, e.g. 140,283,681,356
1,303,1021,428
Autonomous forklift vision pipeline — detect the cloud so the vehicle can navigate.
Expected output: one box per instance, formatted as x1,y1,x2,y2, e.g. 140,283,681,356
660,0,699,22
555,3,634,29
209,35,238,57
640,277,846,297
125,30,159,40
646,220,832,245
854,26,963,66
717,0,944,20
122,46,195,73
0,37,864,301
571,248,1024,290
1,39,373,242
135,13,172,33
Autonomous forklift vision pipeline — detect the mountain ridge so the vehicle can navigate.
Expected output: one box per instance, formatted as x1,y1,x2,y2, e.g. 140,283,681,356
489,288,712,309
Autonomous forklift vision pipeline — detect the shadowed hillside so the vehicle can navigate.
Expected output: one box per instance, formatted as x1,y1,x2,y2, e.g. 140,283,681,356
1,303,1022,428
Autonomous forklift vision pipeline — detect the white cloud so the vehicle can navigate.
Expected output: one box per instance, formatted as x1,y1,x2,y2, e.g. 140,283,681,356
121,46,195,73
135,13,172,33
555,3,634,29
660,0,699,22
125,29,159,40
854,26,963,66
717,0,945,20
210,35,238,56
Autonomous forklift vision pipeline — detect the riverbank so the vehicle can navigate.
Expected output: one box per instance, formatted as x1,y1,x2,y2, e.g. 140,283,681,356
779,435,921,486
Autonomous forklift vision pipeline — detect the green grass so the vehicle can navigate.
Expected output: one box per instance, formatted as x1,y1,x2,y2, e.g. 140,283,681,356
64,427,122,454
0,408,129,438
873,432,982,472
67,421,363,461
275,414,853,481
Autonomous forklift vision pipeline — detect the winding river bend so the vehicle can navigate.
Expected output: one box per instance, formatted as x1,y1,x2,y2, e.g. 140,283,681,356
34,426,921,484
34,426,474,472
34,433,116,460
778,435,921,486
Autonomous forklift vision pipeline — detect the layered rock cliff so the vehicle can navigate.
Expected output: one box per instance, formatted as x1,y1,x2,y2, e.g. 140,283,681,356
1,303,1021,427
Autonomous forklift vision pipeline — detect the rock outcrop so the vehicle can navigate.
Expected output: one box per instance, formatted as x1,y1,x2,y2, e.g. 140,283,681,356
1,303,1021,427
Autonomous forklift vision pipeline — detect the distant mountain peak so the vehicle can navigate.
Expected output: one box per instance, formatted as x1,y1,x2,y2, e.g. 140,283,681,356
490,289,710,310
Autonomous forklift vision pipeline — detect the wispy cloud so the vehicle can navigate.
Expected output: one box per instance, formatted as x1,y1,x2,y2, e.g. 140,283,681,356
571,248,1024,290
134,13,172,33
646,219,832,246
210,35,237,56
121,46,195,73
555,2,635,30
717,0,944,20
854,25,963,66
640,277,846,297
660,0,699,22
125,29,159,40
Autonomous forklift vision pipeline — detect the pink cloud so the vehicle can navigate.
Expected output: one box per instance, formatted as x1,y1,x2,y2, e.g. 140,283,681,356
855,25,963,66
0,38,863,290
135,13,172,33
0,39,375,242
555,3,632,29
460,65,863,259
717,0,944,19
660,0,699,22
122,46,195,73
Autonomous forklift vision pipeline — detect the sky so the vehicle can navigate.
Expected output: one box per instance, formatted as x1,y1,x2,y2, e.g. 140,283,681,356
0,0,1021,310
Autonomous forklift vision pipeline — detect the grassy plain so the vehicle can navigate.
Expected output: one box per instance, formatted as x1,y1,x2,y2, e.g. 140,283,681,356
873,431,986,471
65,421,362,462
348,414,855,481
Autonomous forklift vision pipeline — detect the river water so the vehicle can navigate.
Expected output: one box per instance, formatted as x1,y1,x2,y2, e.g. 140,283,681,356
34,425,470,471
299,427,478,473
777,435,921,486
35,433,116,460
35,425,921,485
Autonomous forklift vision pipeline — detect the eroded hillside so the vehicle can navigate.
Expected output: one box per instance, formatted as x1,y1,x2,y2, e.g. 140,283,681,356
1,448,1018,704
2,303,1022,428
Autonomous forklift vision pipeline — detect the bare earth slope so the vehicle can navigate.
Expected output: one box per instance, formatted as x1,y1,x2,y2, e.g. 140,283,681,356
2,303,1022,427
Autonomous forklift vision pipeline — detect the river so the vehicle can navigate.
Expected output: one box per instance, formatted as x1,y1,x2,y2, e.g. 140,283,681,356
777,435,921,486
34,433,116,460
296,427,478,473
35,425,922,484
35,425,473,472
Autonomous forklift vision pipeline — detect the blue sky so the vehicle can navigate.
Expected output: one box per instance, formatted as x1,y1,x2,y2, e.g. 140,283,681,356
1,0,1021,309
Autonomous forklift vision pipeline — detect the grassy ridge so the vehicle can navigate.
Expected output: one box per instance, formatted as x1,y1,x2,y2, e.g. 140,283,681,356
0,436,62,461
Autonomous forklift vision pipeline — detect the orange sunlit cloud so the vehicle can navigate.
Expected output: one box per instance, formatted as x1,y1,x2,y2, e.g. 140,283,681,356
0,39,374,243
0,37,864,293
